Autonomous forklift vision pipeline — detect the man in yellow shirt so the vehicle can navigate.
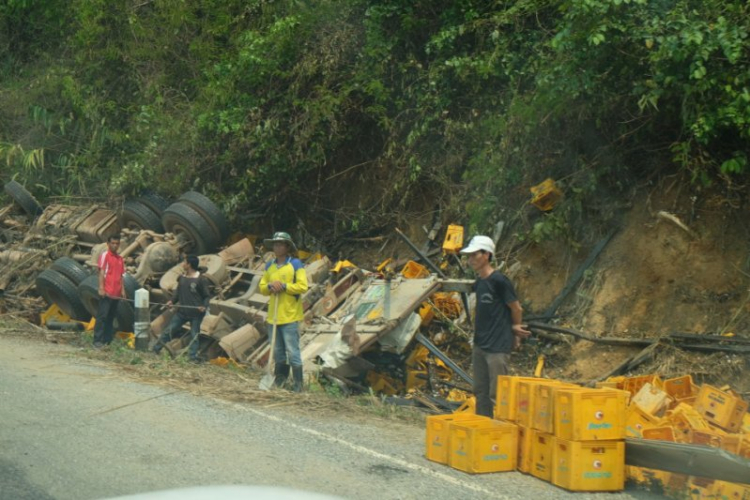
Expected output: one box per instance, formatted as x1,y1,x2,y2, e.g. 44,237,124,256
260,232,308,392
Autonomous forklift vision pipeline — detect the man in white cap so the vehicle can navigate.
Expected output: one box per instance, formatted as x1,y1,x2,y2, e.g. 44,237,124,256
461,235,530,417
259,232,308,392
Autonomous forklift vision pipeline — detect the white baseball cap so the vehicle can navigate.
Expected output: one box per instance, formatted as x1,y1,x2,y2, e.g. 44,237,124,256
460,235,495,255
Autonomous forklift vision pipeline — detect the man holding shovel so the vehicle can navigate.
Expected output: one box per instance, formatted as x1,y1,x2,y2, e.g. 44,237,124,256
259,232,308,392
152,255,211,363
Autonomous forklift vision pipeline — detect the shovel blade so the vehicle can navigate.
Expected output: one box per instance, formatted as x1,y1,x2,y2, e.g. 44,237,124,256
259,373,275,391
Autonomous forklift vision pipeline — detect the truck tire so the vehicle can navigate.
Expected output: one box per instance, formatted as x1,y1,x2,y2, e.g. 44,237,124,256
120,200,164,232
51,257,92,286
36,269,91,321
162,202,220,255
4,180,43,216
178,191,230,242
137,192,170,217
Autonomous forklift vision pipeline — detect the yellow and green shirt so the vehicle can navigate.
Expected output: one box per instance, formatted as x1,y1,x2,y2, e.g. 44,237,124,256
259,257,308,325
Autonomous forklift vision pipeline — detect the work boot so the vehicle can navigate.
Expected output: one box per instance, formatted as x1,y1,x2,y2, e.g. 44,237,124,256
274,363,290,388
292,366,304,393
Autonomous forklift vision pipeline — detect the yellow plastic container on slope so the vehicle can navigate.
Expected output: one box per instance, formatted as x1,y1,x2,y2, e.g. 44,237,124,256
552,438,625,492
529,431,555,482
425,413,489,464
694,384,749,433
449,419,518,474
554,388,628,441
494,375,538,422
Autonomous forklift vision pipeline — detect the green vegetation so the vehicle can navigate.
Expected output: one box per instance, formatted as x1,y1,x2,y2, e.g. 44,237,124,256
0,0,748,237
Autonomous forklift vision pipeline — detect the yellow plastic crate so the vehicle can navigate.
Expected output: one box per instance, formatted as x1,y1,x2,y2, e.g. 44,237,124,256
739,436,750,459
554,388,628,441
517,424,533,473
530,178,563,212
551,438,625,492
401,260,430,279
494,375,538,422
623,374,663,397
694,385,749,433
425,413,489,464
529,431,555,482
596,376,626,390
642,426,677,442
719,433,742,455
442,224,464,255
625,403,661,438
626,466,669,488
532,382,579,434
517,379,561,428
666,403,710,442
689,477,716,499
743,413,750,435
713,480,750,500
664,375,696,400
448,419,518,474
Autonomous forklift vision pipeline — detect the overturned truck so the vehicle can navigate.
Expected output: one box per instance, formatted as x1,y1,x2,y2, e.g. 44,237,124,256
1,181,473,404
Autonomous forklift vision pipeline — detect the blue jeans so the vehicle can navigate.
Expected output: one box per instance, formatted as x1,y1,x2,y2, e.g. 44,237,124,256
157,312,203,360
268,321,302,368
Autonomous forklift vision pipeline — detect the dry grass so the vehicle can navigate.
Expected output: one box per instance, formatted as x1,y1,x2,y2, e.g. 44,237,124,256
5,319,426,427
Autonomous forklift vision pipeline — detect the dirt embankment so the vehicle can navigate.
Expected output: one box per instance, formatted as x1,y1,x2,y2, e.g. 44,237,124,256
507,181,750,389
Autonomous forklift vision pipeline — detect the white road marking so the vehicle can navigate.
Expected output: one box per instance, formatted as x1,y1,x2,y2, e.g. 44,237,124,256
235,403,508,499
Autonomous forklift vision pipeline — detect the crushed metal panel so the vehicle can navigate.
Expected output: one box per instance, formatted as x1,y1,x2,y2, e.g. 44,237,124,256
300,333,338,373
334,277,440,324
378,312,421,354
219,324,262,363
306,269,363,320
625,438,750,484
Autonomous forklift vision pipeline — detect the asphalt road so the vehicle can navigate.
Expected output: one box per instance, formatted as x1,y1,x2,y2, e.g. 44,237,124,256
0,334,665,500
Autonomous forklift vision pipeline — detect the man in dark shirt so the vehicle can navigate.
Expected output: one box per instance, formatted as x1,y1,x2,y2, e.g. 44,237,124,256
461,235,530,417
152,255,211,362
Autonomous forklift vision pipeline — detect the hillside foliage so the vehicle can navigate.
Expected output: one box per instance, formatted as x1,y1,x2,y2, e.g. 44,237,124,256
0,0,748,237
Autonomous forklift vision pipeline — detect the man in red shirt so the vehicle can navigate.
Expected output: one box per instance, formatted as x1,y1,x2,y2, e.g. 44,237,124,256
93,235,126,348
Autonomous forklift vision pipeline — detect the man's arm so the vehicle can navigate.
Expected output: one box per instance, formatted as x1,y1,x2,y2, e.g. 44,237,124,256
98,268,106,297
259,268,272,296
285,268,308,295
508,300,531,348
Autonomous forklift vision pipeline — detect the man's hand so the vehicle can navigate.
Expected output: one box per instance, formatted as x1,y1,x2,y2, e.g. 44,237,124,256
512,324,531,338
98,288,105,298
166,300,174,309
268,281,284,294
198,306,205,313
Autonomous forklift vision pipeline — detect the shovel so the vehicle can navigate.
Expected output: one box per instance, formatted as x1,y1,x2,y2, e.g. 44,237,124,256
259,298,280,391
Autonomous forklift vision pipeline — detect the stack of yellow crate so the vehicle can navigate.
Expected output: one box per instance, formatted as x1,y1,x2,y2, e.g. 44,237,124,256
425,407,518,474
608,374,750,498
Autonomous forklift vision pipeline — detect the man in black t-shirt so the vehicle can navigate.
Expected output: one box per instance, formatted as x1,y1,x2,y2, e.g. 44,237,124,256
461,235,530,417
152,255,211,363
